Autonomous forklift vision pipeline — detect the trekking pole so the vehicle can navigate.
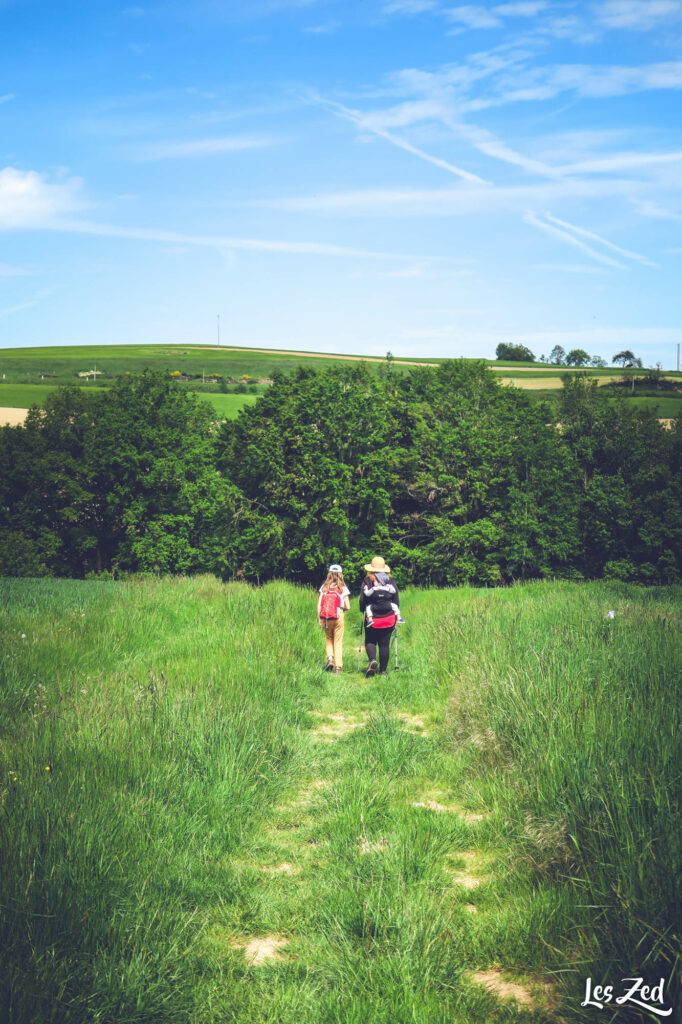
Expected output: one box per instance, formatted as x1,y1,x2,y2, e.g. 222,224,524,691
357,613,365,672
394,624,399,670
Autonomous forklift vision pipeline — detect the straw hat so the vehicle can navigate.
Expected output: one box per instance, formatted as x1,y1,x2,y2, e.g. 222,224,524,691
364,555,391,573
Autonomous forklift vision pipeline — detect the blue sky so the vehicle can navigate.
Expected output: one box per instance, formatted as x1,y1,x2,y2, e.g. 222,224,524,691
2,0,682,366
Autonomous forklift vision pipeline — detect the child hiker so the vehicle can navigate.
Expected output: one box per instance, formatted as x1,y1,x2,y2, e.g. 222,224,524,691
318,563,350,673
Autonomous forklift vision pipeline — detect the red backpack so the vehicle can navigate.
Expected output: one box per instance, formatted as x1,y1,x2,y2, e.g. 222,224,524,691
319,587,342,619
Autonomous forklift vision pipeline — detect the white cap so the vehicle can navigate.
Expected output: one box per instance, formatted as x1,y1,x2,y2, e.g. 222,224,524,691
329,563,342,573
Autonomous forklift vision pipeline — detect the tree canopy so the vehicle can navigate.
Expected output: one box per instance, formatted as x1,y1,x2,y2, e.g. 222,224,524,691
1,364,680,585
495,342,535,362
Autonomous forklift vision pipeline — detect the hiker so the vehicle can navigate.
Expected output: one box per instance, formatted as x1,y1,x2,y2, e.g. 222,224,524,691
318,563,350,674
359,556,400,677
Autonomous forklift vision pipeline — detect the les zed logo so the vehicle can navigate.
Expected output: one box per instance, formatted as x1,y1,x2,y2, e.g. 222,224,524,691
582,977,672,1017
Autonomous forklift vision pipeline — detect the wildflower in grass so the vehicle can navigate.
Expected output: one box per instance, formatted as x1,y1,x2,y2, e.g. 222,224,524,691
44,765,51,772
607,610,615,619
20,633,26,639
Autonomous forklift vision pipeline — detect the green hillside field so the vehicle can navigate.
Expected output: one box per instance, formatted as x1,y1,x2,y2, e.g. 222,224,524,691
1,344,680,421
1,576,679,1023
0,383,258,420
0,343,440,386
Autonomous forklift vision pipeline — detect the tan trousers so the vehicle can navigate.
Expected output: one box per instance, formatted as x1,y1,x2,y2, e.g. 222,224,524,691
321,614,344,667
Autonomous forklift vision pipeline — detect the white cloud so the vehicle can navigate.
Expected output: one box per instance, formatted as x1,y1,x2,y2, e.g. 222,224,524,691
531,263,611,275
302,22,340,33
544,212,655,265
134,135,279,160
445,5,502,29
0,167,84,229
256,178,635,216
0,93,15,104
40,217,408,260
383,0,438,12
631,199,682,222
0,298,40,319
559,149,682,175
442,116,562,177
0,166,413,262
523,211,628,268
493,2,548,15
309,93,489,184
597,1,682,30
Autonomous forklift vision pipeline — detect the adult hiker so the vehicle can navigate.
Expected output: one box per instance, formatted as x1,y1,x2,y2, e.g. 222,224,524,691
359,556,400,677
318,563,350,674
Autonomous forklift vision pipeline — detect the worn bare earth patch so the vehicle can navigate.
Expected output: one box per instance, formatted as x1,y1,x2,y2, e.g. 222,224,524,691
310,711,367,741
445,849,492,889
411,788,489,824
472,969,560,1014
397,712,430,736
231,934,289,966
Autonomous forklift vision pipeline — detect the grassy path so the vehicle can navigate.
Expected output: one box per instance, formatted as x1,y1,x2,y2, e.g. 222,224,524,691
201,596,560,1023
2,577,678,1022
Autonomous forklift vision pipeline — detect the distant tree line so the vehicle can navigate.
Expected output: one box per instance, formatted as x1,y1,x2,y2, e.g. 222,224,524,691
496,342,648,369
1,364,680,585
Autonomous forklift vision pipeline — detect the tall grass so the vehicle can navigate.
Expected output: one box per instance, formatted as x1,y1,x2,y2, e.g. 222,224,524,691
1,576,679,1022
0,577,314,1022
438,582,681,1016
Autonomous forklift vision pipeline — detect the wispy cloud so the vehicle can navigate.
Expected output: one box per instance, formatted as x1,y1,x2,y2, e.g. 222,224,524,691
308,93,490,184
596,0,682,30
523,211,629,269
133,135,280,160
0,93,15,105
0,165,411,261
382,0,439,13
544,212,657,266
0,289,53,319
494,2,548,14
302,22,340,33
0,299,40,319
631,199,682,222
558,149,682,175
531,263,611,275
43,218,407,260
442,116,562,177
255,178,634,216
445,6,503,30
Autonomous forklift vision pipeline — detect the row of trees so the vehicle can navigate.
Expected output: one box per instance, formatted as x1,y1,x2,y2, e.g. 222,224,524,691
495,343,647,368
1,364,680,585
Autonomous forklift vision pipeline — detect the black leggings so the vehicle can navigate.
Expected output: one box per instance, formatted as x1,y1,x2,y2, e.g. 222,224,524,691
364,624,394,673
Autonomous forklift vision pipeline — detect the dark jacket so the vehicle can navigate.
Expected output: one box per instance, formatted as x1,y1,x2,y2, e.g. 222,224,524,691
359,575,399,620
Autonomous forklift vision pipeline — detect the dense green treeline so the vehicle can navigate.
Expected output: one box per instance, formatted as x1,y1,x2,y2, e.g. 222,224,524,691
1,362,680,584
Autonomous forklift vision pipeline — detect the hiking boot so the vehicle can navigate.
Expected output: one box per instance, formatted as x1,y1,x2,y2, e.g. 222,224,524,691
325,659,333,672
366,660,378,678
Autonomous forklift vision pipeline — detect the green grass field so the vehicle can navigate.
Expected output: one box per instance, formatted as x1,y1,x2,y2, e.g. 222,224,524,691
0,344,438,386
2,343,680,386
0,383,257,420
1,577,679,1023
2,346,681,424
